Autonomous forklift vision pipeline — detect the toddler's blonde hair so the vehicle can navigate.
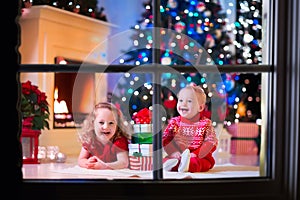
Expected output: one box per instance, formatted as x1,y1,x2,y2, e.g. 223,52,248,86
179,83,206,105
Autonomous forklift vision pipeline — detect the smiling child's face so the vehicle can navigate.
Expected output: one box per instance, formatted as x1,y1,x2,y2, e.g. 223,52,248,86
177,87,204,119
94,108,117,142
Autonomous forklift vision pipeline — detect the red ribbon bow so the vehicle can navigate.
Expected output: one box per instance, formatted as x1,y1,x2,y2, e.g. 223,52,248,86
132,108,152,124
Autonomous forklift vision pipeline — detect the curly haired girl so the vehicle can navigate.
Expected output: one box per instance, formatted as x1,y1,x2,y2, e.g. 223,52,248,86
77,102,132,170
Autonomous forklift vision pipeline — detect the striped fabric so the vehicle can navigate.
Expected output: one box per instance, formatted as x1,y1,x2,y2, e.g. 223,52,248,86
226,123,259,155
129,156,153,171
226,122,259,138
230,140,258,155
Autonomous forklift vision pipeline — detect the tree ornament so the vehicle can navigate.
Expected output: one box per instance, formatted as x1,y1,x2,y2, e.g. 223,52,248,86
237,102,246,117
161,55,172,65
196,2,206,12
205,34,216,48
174,21,186,33
167,0,178,9
196,24,204,34
204,10,212,17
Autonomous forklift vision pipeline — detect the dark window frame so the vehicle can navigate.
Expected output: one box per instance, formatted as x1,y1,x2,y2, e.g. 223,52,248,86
15,0,299,199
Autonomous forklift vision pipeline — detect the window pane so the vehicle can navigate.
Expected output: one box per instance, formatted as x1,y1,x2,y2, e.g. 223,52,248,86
111,0,265,66
107,71,266,179
159,72,265,179
20,0,269,181
19,1,268,66
21,71,267,179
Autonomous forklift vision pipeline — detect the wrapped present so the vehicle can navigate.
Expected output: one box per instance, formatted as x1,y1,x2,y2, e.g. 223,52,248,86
230,139,259,155
128,144,153,170
132,124,152,144
226,122,260,155
128,143,140,156
132,108,152,124
140,144,153,156
128,144,153,156
129,153,153,171
226,122,259,138
131,133,152,144
132,108,153,144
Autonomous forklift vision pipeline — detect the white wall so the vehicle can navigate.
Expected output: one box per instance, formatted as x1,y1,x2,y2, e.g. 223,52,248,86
98,0,144,62
96,1,144,94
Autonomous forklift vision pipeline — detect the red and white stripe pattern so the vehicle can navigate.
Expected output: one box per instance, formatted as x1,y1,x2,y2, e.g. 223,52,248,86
230,140,258,155
129,156,153,171
226,122,259,138
227,123,259,155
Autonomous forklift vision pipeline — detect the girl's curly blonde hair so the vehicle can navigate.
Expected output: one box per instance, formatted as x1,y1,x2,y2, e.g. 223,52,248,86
77,102,132,147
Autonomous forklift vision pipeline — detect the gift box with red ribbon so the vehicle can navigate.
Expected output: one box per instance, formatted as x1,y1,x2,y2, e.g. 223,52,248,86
129,155,153,171
128,144,153,171
226,122,260,155
128,144,153,156
131,108,153,144
132,124,153,144
132,108,152,124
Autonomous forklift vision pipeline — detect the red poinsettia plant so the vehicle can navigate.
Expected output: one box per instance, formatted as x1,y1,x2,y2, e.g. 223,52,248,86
21,80,50,130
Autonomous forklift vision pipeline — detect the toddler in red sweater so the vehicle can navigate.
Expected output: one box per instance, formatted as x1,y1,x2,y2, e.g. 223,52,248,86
162,84,218,172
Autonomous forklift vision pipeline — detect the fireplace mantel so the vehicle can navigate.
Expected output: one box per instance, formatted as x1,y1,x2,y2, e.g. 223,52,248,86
18,5,115,157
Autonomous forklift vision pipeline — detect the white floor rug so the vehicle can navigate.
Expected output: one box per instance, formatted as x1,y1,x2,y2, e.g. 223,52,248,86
50,164,260,180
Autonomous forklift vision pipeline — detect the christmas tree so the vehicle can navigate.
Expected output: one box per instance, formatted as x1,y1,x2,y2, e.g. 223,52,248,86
235,0,262,64
115,0,234,66
110,0,262,126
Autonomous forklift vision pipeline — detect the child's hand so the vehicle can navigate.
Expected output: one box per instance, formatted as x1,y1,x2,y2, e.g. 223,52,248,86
170,151,181,159
87,156,98,163
190,152,197,158
86,156,108,169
